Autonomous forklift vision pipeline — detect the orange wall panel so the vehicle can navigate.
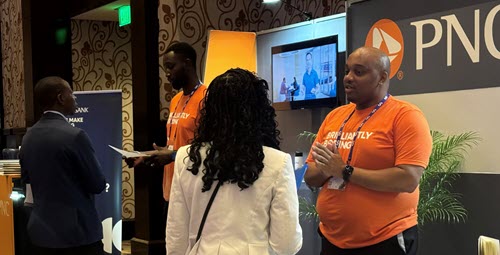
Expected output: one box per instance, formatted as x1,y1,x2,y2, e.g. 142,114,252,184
0,175,16,255
203,30,257,86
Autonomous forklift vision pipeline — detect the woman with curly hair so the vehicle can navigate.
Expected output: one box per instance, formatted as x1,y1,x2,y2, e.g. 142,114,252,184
166,68,302,255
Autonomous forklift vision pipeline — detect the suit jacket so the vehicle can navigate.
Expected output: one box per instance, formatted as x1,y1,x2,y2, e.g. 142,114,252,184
20,112,106,248
166,145,303,255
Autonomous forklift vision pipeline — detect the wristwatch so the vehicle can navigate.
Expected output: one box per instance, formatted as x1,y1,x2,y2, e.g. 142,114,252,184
342,165,354,182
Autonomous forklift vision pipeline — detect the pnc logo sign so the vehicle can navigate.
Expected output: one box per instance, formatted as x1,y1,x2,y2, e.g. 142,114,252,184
365,19,404,79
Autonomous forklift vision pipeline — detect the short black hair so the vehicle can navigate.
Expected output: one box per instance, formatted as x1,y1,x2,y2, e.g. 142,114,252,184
34,76,67,110
165,42,197,69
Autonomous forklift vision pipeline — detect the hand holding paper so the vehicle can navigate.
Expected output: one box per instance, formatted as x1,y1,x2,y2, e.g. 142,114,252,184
110,144,175,168
143,150,176,168
108,145,150,158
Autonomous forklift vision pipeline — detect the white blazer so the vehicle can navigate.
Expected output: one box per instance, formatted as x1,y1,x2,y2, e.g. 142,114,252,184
166,145,303,255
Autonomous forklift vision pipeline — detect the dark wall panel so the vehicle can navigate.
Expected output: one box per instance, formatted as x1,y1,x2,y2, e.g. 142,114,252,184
419,173,500,255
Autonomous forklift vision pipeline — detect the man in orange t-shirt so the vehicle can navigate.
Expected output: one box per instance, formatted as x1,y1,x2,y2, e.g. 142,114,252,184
126,42,206,225
305,46,432,255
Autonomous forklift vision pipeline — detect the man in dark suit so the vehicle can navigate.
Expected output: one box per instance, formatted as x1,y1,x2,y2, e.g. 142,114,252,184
20,76,106,255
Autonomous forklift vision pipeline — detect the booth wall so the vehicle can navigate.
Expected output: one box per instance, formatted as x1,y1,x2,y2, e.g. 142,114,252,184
347,0,500,254
399,89,500,254
256,13,346,156
157,0,346,120
399,88,500,174
417,172,500,255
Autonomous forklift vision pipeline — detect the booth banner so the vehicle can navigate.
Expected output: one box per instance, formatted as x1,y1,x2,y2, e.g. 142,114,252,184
71,90,122,255
347,0,500,96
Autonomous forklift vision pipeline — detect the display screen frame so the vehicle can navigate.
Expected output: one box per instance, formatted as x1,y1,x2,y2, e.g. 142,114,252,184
271,35,339,110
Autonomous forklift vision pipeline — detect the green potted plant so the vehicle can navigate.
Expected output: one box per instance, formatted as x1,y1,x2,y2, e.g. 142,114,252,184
296,130,481,225
417,130,480,225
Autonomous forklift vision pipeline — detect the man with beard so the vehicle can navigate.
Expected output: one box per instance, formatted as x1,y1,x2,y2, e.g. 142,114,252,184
126,42,207,224
305,47,432,255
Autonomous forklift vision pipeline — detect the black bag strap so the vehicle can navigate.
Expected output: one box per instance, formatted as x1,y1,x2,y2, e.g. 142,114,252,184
196,180,222,242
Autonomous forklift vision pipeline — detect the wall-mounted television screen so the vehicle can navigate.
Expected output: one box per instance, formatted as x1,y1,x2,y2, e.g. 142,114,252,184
271,35,338,110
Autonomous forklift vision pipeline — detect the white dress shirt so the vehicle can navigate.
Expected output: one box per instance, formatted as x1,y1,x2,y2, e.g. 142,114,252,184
166,145,303,255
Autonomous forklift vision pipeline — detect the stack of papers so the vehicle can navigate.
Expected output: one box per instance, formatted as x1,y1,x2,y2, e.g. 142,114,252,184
479,235,500,255
0,159,20,174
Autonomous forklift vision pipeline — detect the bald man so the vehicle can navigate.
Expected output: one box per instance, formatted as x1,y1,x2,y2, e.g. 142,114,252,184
305,47,432,255
20,76,106,255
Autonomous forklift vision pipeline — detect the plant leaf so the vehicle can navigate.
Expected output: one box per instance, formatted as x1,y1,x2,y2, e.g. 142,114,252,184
298,196,318,222
297,131,318,144
418,130,480,226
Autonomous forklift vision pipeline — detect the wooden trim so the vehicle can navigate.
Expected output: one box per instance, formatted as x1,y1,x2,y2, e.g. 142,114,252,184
22,0,34,128
130,0,160,150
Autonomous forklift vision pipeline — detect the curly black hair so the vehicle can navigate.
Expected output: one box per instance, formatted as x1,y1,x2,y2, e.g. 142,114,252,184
187,68,281,192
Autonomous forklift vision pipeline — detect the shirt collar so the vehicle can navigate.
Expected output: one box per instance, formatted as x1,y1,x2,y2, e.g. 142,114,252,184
43,110,69,123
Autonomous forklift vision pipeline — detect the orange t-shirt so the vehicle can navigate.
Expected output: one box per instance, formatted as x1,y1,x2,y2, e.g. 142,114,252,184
163,85,207,201
306,96,432,249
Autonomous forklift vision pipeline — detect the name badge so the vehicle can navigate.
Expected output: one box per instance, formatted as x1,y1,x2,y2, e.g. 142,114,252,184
327,176,346,190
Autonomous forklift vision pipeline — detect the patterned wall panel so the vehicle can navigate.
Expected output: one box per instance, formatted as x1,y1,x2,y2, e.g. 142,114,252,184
157,0,345,119
71,19,135,220
1,0,25,129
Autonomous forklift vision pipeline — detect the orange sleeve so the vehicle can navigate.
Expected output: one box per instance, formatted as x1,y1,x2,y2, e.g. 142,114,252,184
393,108,432,168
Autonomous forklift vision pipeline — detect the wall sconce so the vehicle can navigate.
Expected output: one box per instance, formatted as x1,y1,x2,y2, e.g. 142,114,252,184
263,0,313,21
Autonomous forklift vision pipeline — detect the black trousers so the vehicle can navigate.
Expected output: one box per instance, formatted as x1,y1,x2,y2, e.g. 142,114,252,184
320,225,418,255
33,241,104,255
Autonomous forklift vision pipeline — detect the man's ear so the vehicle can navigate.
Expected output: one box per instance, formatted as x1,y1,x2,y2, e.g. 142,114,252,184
56,93,65,105
378,71,389,86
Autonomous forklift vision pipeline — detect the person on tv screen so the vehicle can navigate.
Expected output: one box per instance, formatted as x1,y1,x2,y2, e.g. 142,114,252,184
288,77,300,101
328,75,337,97
279,77,288,101
302,52,320,99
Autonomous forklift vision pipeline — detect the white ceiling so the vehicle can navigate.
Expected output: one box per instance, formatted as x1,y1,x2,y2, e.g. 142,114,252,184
72,0,130,21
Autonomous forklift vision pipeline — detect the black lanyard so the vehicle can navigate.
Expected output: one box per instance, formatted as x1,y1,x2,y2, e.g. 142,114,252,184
168,84,201,144
335,94,390,166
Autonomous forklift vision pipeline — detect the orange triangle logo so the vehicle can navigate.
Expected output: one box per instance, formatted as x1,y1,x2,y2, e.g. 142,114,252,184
365,19,404,79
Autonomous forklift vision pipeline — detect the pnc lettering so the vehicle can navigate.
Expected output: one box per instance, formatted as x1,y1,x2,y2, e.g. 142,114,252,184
410,4,500,70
